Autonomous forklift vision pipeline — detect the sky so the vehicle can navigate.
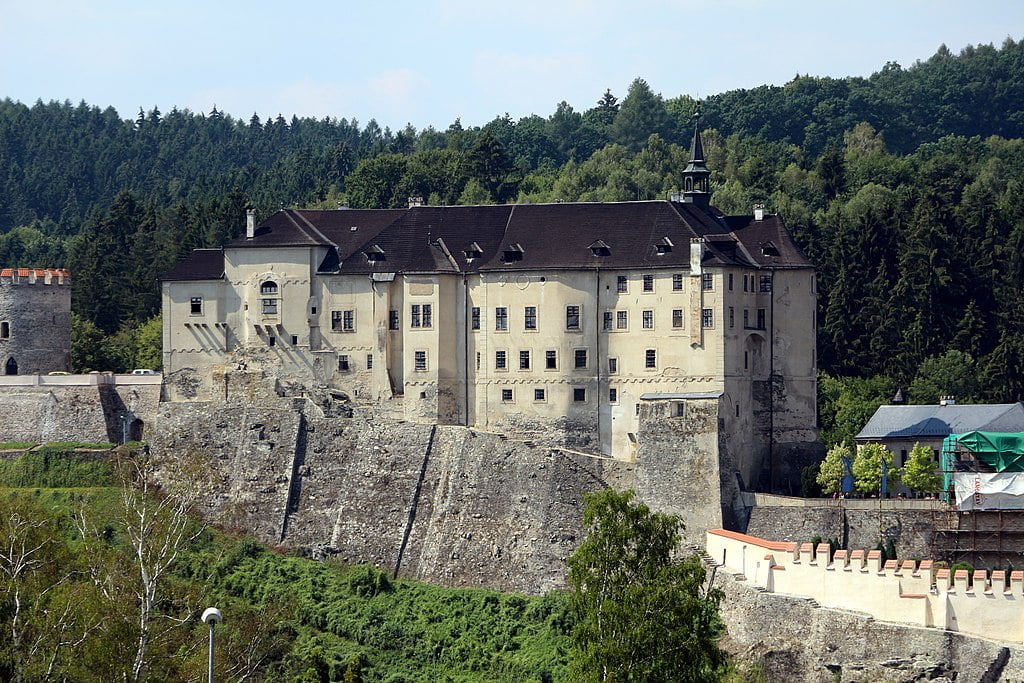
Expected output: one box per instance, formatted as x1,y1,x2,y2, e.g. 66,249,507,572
1,0,1022,131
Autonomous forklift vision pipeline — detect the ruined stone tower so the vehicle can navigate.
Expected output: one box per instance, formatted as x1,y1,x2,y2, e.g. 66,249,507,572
0,268,72,375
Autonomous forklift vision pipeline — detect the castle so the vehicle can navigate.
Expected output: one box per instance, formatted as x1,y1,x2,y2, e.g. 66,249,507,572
161,122,818,487
0,267,71,375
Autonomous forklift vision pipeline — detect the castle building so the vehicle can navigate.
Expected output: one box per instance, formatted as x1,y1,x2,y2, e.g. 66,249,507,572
162,123,818,478
0,268,72,375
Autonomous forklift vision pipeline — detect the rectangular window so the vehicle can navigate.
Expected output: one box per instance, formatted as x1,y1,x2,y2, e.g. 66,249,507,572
573,387,586,402
291,335,298,345
331,310,342,330
744,350,749,370
268,336,276,347
414,351,427,371
609,388,618,403
744,309,749,327
545,350,557,369
519,350,531,370
616,310,628,330
757,308,766,329
343,310,355,332
729,307,735,328
743,275,749,292
574,349,588,369
566,305,580,330
642,274,654,292
672,309,683,329
422,304,432,328
702,273,713,291
617,276,628,293
642,310,654,329
502,388,514,402
524,306,537,330
338,355,350,372
366,354,373,369
262,299,278,315
672,273,683,291
728,273,734,291
495,307,508,331
411,304,421,328
760,274,773,292
608,357,618,374
603,311,613,331
674,402,685,417
495,350,507,370
645,349,657,368
471,307,480,330
534,388,546,402
476,352,481,370
389,310,400,330
702,308,714,328
190,297,202,314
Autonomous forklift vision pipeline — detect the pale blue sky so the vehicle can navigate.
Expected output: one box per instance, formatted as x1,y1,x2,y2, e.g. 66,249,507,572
1,0,1021,130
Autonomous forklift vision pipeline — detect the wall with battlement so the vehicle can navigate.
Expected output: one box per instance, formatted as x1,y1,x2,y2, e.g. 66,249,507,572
708,528,1024,645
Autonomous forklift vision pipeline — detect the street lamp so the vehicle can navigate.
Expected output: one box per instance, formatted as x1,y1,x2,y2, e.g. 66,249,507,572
201,607,223,683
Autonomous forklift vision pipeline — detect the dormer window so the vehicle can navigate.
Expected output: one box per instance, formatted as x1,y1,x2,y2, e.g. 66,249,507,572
656,237,674,255
464,242,483,261
260,281,278,295
502,243,524,263
589,240,611,257
760,240,779,257
365,244,386,262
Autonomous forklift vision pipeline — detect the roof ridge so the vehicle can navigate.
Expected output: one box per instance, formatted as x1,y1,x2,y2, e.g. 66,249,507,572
290,209,337,247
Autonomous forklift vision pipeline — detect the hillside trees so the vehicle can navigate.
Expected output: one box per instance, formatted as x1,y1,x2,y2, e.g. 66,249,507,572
567,489,725,682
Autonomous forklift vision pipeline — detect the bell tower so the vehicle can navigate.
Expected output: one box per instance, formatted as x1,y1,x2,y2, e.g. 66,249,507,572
682,111,711,208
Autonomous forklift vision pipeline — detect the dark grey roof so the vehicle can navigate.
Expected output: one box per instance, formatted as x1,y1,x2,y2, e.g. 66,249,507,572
855,403,1024,441
165,201,813,280
161,249,224,281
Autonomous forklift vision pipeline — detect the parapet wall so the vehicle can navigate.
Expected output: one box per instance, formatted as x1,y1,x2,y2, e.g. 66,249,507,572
708,528,1024,646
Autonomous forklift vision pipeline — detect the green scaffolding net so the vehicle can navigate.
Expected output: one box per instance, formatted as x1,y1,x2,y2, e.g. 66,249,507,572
942,431,1024,492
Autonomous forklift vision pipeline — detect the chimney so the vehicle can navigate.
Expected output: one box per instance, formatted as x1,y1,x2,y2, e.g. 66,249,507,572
690,237,705,275
753,204,766,221
940,395,957,406
408,196,424,208
246,208,257,239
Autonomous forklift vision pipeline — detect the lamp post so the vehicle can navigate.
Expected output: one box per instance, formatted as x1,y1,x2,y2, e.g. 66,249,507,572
201,607,223,683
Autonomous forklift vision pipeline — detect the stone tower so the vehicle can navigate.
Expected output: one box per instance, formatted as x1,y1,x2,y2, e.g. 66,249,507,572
0,268,72,375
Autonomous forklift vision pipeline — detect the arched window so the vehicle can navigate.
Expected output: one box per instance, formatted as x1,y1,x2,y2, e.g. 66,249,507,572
0,322,8,339
4,357,17,375
260,281,279,295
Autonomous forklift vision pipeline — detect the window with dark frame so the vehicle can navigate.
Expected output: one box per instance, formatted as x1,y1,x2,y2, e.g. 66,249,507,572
343,310,355,332
603,311,613,331
260,281,278,295
534,388,546,401
672,273,683,291
566,305,580,330
495,350,507,370
545,350,557,369
642,310,653,329
729,307,735,328
728,273,734,291
262,298,278,315
338,355,350,371
414,351,427,371
757,309,766,329
609,388,618,403
502,388,514,402
574,349,587,368
389,310,400,330
471,307,480,330
608,357,618,374
701,273,713,291
645,348,656,368
672,309,683,328
744,309,749,327
616,310,628,330
495,307,508,331
617,276,628,293
642,274,654,292
519,350,531,370
190,297,202,314
760,274,773,292
524,306,537,330
411,304,421,328
291,335,298,345
573,387,586,402
366,354,373,369
702,308,714,328
422,304,432,328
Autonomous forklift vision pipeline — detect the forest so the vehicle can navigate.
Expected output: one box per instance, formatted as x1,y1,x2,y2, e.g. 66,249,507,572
1,38,1023,442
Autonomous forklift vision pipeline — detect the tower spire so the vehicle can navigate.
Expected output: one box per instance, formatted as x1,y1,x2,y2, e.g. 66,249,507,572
682,110,711,208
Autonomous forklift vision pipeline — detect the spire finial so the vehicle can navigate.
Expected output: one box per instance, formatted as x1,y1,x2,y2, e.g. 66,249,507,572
682,106,711,207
